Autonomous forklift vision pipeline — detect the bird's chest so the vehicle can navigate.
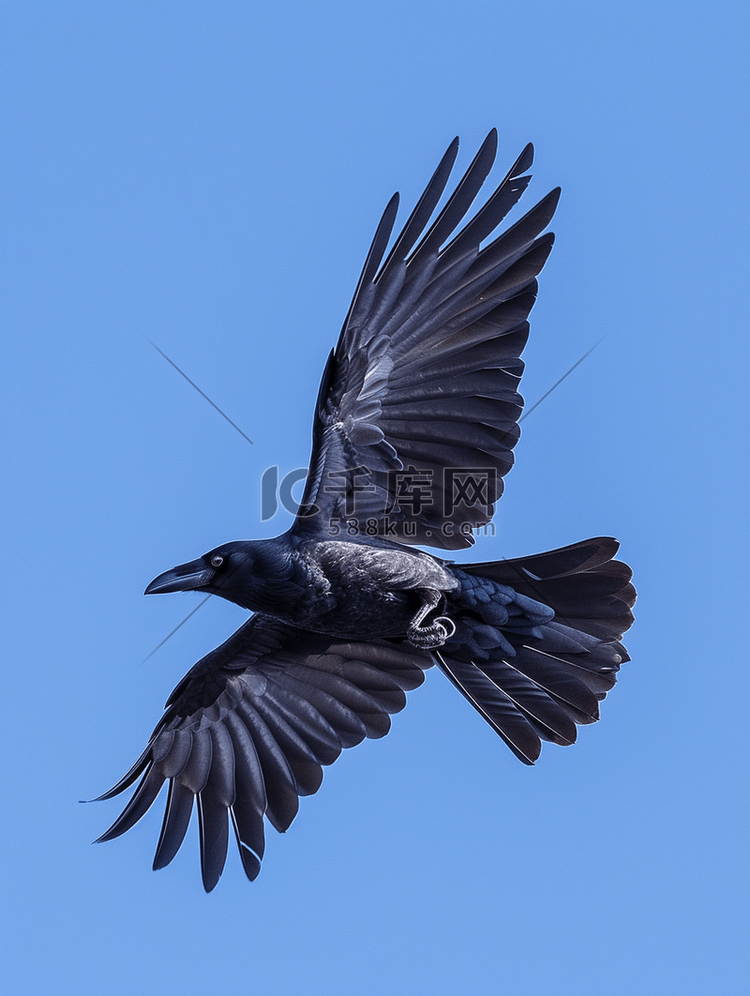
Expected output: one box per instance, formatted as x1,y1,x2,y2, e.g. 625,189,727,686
278,540,451,639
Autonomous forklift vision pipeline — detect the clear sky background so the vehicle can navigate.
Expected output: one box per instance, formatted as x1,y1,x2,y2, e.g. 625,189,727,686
2,3,748,995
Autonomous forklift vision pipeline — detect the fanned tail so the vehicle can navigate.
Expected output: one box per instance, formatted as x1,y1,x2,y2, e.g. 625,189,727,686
438,538,636,763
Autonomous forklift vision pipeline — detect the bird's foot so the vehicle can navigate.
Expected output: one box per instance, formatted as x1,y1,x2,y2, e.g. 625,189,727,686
407,614,456,649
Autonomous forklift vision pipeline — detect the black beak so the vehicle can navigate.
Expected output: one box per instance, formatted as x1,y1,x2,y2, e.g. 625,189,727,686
144,559,215,595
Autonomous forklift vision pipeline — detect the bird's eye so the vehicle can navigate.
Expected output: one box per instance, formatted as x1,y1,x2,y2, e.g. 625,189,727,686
210,555,224,568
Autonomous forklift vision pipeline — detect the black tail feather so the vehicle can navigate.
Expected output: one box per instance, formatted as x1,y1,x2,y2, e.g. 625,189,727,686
438,538,635,762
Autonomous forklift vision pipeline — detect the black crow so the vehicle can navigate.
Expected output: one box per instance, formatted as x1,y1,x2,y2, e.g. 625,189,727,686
95,131,635,891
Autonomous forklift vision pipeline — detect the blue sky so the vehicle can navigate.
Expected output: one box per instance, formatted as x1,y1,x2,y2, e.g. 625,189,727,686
2,3,748,994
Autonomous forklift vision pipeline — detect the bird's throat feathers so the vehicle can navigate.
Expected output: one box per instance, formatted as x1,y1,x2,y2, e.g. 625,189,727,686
219,537,304,614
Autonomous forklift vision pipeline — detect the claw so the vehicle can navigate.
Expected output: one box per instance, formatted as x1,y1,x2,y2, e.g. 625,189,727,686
434,615,456,639
407,612,456,649
406,590,456,649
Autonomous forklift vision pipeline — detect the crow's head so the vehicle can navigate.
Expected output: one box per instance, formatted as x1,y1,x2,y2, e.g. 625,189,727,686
145,538,292,612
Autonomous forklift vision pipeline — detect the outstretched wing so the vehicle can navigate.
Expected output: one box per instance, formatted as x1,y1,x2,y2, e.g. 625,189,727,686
96,615,431,891
295,130,560,550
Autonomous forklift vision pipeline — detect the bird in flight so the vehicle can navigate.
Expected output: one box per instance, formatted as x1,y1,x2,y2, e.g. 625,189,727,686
95,130,635,891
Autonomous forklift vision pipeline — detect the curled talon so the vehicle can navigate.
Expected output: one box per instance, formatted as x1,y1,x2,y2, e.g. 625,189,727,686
407,611,456,649
434,616,456,640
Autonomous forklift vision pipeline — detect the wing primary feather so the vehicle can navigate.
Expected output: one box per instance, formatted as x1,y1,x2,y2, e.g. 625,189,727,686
95,765,166,842
230,809,262,882
477,188,561,264
197,792,229,893
233,698,300,833
206,725,236,808
158,728,194,779
91,744,152,801
406,129,498,268
195,727,235,891
385,235,546,355
153,780,194,870
340,192,400,342
178,728,213,794
437,173,532,269
237,699,324,795
374,137,460,283
224,710,267,812
223,711,267,860
508,142,534,178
